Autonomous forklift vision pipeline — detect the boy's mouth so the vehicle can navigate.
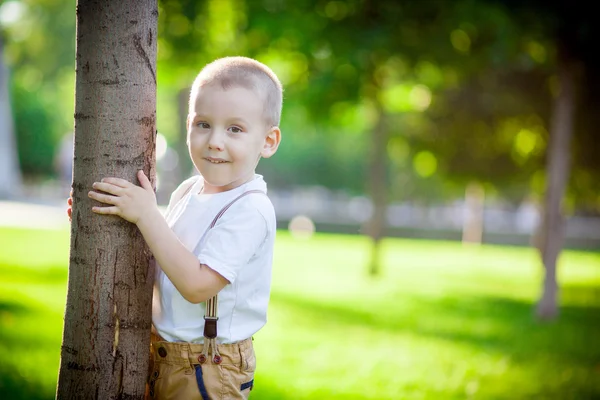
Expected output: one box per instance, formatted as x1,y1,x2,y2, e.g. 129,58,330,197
205,157,229,164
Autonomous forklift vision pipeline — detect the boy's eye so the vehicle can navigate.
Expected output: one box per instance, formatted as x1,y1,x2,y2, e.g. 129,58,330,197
196,122,210,129
229,126,243,133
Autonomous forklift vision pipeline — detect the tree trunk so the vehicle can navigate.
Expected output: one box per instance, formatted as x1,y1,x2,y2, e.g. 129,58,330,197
0,36,22,198
535,47,576,321
366,112,388,276
462,182,485,245
56,1,158,399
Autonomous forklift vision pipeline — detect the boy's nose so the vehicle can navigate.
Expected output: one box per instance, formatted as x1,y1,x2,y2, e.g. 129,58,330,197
208,131,225,151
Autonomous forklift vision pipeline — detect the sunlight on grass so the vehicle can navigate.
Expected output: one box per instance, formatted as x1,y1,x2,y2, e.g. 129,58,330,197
0,227,599,399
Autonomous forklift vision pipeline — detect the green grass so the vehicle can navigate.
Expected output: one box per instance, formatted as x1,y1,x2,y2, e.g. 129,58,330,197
0,227,599,399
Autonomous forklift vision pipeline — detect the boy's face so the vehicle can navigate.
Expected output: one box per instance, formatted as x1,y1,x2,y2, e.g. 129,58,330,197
187,84,280,194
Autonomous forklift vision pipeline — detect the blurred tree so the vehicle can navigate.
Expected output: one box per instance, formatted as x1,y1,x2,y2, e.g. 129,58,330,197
534,47,575,320
151,0,600,214
0,0,76,177
241,0,539,275
3,0,599,286
417,0,600,319
56,1,157,398
490,0,600,320
0,34,22,197
3,0,598,205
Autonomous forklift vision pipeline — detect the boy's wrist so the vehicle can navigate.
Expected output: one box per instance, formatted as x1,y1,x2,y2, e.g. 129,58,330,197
136,206,163,232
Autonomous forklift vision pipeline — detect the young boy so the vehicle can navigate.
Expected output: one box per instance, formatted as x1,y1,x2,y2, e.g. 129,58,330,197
82,56,282,399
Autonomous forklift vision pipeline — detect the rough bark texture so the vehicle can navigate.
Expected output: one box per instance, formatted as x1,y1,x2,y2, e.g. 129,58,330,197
56,1,158,399
0,36,23,198
535,47,575,321
366,113,388,276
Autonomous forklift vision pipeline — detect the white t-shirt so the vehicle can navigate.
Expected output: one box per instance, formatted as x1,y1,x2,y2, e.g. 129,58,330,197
152,174,276,344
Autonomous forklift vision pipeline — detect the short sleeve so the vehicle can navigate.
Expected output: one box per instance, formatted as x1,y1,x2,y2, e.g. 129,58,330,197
164,175,200,215
197,207,268,284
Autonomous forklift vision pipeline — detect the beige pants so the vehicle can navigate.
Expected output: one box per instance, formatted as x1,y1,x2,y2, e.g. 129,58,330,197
147,334,255,400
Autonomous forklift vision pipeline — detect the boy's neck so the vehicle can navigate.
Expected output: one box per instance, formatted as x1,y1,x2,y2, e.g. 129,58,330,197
200,174,256,195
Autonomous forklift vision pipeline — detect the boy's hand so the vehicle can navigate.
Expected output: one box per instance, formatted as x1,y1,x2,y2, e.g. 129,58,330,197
88,170,157,225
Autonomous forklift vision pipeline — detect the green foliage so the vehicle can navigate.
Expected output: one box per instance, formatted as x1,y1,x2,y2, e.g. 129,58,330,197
10,81,58,176
1,226,600,399
2,0,599,209
1,0,76,177
257,123,368,193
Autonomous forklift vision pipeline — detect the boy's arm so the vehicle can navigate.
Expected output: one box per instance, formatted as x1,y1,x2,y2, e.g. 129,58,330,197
136,210,228,303
88,170,227,303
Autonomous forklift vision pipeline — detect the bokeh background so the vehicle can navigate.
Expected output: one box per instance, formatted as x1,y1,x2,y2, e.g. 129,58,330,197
0,0,599,399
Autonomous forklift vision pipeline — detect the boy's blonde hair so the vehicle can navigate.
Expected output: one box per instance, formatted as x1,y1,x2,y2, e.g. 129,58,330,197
189,56,283,127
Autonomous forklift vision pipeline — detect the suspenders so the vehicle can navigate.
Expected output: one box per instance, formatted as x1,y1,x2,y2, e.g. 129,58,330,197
199,189,265,364
164,180,266,363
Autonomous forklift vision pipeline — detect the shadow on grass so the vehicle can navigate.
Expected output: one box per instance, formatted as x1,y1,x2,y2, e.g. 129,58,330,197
0,301,31,315
271,284,600,397
0,298,303,400
0,300,56,400
0,264,68,283
0,369,51,400
251,375,379,400
272,285,600,358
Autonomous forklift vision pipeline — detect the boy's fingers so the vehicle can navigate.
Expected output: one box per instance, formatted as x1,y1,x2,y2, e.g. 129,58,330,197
92,182,122,195
137,170,152,191
92,206,120,215
89,190,118,205
67,197,72,206
100,177,130,188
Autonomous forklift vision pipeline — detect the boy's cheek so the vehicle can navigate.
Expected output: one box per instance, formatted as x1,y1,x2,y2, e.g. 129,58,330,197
186,136,198,150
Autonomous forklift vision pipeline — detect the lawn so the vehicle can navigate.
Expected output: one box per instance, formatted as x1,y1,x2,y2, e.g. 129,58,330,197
0,226,599,399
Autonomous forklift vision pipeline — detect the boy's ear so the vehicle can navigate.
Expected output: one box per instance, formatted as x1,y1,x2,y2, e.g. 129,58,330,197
261,126,281,159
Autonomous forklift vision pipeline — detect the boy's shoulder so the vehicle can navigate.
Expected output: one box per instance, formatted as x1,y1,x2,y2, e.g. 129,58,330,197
166,175,201,210
174,175,201,197
226,187,276,227
212,178,276,229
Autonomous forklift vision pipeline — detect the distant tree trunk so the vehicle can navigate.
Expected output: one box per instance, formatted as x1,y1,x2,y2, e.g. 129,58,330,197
462,182,485,245
56,1,158,399
366,112,388,276
535,46,576,321
0,36,22,198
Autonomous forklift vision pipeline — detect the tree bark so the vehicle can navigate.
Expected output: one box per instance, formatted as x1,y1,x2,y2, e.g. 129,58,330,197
366,112,388,276
0,35,23,198
56,1,158,399
535,46,576,321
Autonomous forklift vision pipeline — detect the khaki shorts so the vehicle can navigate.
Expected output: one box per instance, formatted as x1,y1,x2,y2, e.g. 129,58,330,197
147,333,255,400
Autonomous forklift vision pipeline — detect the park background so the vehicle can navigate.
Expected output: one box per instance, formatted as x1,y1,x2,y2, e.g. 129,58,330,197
0,0,599,399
